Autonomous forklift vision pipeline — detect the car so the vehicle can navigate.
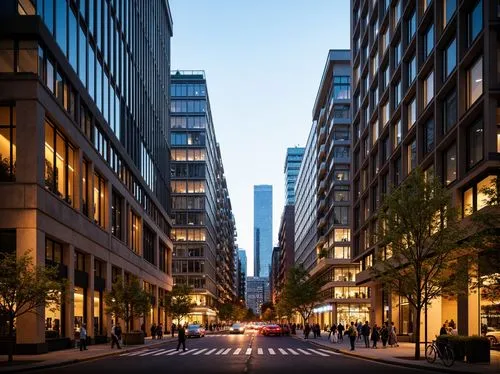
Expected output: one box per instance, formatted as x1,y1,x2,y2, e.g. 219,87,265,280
486,327,500,346
261,324,282,336
229,323,245,334
186,324,205,338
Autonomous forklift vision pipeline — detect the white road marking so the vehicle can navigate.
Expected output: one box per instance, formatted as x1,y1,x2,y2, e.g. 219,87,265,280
233,348,242,355
193,348,207,355
257,348,263,355
215,348,225,355
153,349,175,356
297,348,312,355
180,348,198,356
268,348,276,355
205,348,217,355
222,348,232,355
278,348,288,355
287,348,299,355
245,348,252,355
308,348,329,356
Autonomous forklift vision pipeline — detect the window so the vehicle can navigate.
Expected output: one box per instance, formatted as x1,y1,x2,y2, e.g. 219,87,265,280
444,143,457,185
467,120,483,169
333,76,351,99
407,139,417,172
93,171,105,227
0,105,16,181
111,191,122,239
443,90,457,133
407,97,416,129
424,71,434,107
407,9,416,43
424,24,434,60
424,119,435,154
468,0,483,45
129,210,140,254
467,57,483,108
444,39,457,78
443,0,457,27
407,55,416,85
393,120,402,148
44,120,75,204
143,224,155,265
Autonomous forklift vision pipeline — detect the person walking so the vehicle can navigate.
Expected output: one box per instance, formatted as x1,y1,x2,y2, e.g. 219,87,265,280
171,323,176,338
176,324,186,351
361,321,370,348
371,324,380,348
111,322,121,349
79,323,88,351
380,322,389,348
348,322,357,351
150,323,157,340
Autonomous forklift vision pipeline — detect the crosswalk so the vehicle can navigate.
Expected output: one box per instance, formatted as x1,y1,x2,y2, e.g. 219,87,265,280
120,347,337,358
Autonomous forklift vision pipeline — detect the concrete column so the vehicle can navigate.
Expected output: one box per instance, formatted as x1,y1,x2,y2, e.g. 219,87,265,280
15,229,46,346
86,254,95,339
63,244,75,342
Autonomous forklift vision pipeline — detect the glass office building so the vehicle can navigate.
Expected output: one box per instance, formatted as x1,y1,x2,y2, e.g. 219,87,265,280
351,0,500,338
170,71,237,324
253,184,273,278
0,0,173,352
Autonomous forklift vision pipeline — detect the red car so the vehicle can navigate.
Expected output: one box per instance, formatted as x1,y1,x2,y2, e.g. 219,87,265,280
262,324,282,336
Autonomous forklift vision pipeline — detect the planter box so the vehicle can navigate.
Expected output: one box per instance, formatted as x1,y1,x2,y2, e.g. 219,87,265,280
123,332,144,345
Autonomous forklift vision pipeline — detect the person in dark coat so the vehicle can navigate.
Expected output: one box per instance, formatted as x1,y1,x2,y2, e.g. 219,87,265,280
176,325,186,351
371,324,380,348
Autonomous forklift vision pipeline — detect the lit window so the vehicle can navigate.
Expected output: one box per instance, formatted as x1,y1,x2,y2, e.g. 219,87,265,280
467,57,483,108
424,71,434,107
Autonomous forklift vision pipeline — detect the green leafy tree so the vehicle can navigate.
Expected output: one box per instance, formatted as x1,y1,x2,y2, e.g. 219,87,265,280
163,284,194,326
105,276,151,333
280,266,323,324
0,251,65,362
372,168,467,359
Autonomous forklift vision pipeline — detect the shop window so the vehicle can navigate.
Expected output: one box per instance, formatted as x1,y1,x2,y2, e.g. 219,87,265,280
93,171,105,227
44,120,75,205
0,105,16,181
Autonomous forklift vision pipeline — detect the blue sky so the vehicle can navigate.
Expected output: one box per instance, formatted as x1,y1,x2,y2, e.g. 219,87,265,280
169,0,350,276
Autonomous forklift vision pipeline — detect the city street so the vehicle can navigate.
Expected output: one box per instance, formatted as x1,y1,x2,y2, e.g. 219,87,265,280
37,332,436,374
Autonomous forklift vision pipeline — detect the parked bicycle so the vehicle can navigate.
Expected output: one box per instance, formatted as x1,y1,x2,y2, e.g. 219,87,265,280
425,339,455,367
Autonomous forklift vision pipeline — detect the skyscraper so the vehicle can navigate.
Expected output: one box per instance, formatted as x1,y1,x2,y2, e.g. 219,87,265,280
284,147,305,205
170,71,236,323
253,185,273,277
0,0,173,352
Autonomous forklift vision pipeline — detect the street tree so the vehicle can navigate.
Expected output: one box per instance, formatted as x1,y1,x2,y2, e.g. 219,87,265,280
372,168,467,360
0,251,65,362
163,284,194,326
280,266,323,324
105,276,151,333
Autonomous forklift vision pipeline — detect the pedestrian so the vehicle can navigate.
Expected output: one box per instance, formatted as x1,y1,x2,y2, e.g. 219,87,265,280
361,321,370,348
150,323,157,340
371,324,380,348
380,322,389,348
389,322,398,347
171,323,176,338
79,323,88,351
157,323,163,339
337,322,344,341
111,322,121,349
348,322,357,351
176,324,186,351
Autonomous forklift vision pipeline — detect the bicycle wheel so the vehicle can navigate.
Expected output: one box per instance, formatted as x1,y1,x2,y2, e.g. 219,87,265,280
442,345,455,367
425,344,437,363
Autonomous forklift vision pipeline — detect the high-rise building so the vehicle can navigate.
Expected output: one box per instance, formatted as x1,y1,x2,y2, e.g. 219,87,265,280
246,276,269,316
170,70,236,324
351,0,500,338
0,0,174,352
284,147,305,205
253,185,273,277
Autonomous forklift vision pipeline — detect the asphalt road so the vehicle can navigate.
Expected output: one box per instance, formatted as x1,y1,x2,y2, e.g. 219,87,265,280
38,331,439,374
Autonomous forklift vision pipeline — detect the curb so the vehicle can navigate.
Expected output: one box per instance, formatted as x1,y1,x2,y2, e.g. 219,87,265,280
0,338,177,373
292,335,486,374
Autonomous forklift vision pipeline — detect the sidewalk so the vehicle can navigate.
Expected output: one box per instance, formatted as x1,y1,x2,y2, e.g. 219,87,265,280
294,330,500,373
0,336,175,373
